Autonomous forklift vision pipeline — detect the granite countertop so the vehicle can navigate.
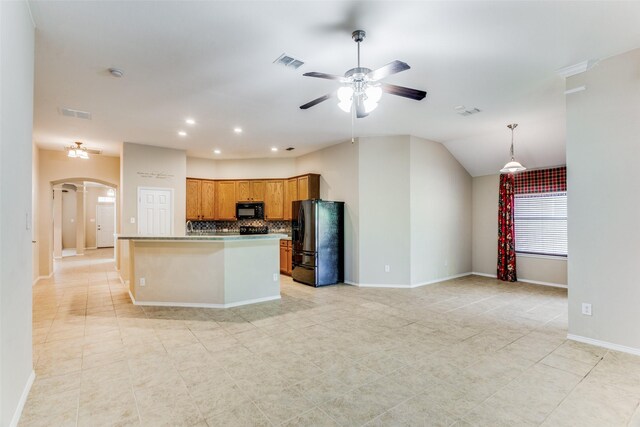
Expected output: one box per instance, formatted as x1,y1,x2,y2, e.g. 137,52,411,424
117,233,288,241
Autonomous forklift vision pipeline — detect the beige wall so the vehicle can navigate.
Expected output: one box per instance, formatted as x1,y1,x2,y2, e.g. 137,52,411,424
358,136,411,285
1,1,34,425
471,173,568,286
296,139,360,283
410,136,472,285
37,149,120,277
187,157,296,179
61,189,77,249
119,143,186,281
566,48,640,350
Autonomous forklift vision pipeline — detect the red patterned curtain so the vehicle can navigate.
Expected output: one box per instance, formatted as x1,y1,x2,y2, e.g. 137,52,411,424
497,173,517,282
514,166,566,194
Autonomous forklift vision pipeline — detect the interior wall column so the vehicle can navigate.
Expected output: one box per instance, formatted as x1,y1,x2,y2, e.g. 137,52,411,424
53,187,63,259
75,184,85,255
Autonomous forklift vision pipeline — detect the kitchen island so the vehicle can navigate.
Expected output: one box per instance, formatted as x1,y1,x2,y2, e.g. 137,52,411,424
118,234,286,308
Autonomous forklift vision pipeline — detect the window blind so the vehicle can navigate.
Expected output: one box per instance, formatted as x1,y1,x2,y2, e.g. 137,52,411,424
514,191,567,257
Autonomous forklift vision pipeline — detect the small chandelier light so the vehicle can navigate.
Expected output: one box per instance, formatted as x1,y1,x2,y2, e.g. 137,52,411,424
67,141,89,159
500,123,526,174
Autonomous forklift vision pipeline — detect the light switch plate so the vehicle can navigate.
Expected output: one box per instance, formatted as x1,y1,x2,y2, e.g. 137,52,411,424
582,303,592,316
130,217,136,224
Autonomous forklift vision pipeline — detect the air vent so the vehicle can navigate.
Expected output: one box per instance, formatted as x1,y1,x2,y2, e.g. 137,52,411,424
285,147,295,151
274,53,304,69
454,106,481,116
59,107,92,120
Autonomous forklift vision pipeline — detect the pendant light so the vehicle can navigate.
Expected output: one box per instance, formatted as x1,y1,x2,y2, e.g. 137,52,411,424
500,123,526,173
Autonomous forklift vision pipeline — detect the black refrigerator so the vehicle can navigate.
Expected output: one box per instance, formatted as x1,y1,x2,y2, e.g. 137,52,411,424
291,199,344,287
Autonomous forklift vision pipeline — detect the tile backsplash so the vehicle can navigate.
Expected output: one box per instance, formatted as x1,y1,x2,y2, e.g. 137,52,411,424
188,220,291,234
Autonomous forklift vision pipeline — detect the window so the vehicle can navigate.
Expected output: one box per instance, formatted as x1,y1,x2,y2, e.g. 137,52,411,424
514,191,567,257
98,196,115,203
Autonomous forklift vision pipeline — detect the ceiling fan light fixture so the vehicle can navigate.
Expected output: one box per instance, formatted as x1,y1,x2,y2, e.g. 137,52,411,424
338,100,352,113
363,97,378,113
365,86,382,103
337,86,354,103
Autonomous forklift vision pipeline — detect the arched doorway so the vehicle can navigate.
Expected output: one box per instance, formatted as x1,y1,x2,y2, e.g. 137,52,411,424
51,178,118,261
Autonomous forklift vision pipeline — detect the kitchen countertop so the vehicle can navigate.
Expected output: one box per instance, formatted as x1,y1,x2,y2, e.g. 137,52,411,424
117,233,287,241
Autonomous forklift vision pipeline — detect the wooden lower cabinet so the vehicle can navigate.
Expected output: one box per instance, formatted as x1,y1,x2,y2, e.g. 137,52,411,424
280,240,292,275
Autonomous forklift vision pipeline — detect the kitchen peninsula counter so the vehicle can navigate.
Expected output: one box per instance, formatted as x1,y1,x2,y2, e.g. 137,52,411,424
119,234,285,308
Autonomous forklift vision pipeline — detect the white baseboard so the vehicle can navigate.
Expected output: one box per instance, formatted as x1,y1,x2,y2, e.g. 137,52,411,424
128,290,281,309
567,334,640,357
471,272,497,278
470,272,567,289
518,278,567,289
10,370,35,427
344,272,473,289
32,272,53,286
85,246,97,250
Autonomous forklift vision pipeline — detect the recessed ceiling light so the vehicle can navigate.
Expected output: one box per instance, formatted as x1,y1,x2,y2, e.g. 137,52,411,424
233,127,242,133
213,149,221,154
271,147,278,152
185,118,196,125
178,131,187,136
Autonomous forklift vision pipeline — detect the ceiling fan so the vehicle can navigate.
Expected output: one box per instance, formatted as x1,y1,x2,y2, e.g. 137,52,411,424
300,30,427,118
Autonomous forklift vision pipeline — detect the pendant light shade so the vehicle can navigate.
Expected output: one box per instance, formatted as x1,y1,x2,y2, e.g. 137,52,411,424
500,123,526,173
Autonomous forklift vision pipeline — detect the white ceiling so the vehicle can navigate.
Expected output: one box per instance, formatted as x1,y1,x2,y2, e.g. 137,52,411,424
30,1,640,176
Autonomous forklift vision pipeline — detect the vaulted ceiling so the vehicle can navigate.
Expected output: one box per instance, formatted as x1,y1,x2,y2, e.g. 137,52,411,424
30,1,640,176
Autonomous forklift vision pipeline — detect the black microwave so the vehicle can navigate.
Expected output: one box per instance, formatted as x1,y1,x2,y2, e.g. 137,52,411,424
236,202,264,220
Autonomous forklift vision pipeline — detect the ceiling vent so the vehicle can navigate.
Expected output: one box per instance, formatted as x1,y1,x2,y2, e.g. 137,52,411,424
59,107,92,120
285,147,295,151
274,53,304,69
454,106,481,116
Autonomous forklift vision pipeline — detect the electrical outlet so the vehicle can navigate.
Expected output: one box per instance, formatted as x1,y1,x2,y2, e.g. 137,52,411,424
273,273,278,282
130,217,136,224
384,265,390,273
139,277,146,287
582,303,592,316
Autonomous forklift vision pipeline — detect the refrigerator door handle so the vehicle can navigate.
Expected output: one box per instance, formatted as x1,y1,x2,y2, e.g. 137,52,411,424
299,203,305,248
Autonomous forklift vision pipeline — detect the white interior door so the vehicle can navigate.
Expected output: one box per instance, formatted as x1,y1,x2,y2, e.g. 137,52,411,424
138,188,172,235
96,204,115,248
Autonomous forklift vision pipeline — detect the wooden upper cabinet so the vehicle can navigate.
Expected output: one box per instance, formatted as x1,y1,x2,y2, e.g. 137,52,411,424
251,181,265,201
236,180,265,202
284,178,298,220
215,181,237,220
235,181,251,202
186,179,202,220
264,180,284,220
297,174,320,201
200,180,216,220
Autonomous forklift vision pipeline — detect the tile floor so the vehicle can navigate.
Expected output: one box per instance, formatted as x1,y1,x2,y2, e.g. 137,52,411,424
20,249,640,426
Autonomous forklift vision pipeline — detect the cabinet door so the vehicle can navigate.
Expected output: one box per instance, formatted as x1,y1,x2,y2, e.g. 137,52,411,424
297,176,309,201
284,178,298,220
200,180,216,220
286,242,293,275
235,181,251,202
186,179,201,220
280,241,287,274
297,174,320,201
216,181,237,220
264,180,284,220
251,181,265,201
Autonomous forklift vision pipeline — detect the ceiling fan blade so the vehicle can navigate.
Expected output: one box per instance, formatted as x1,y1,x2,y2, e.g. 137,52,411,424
381,83,427,101
302,72,344,81
299,93,332,110
355,99,368,119
367,60,410,81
